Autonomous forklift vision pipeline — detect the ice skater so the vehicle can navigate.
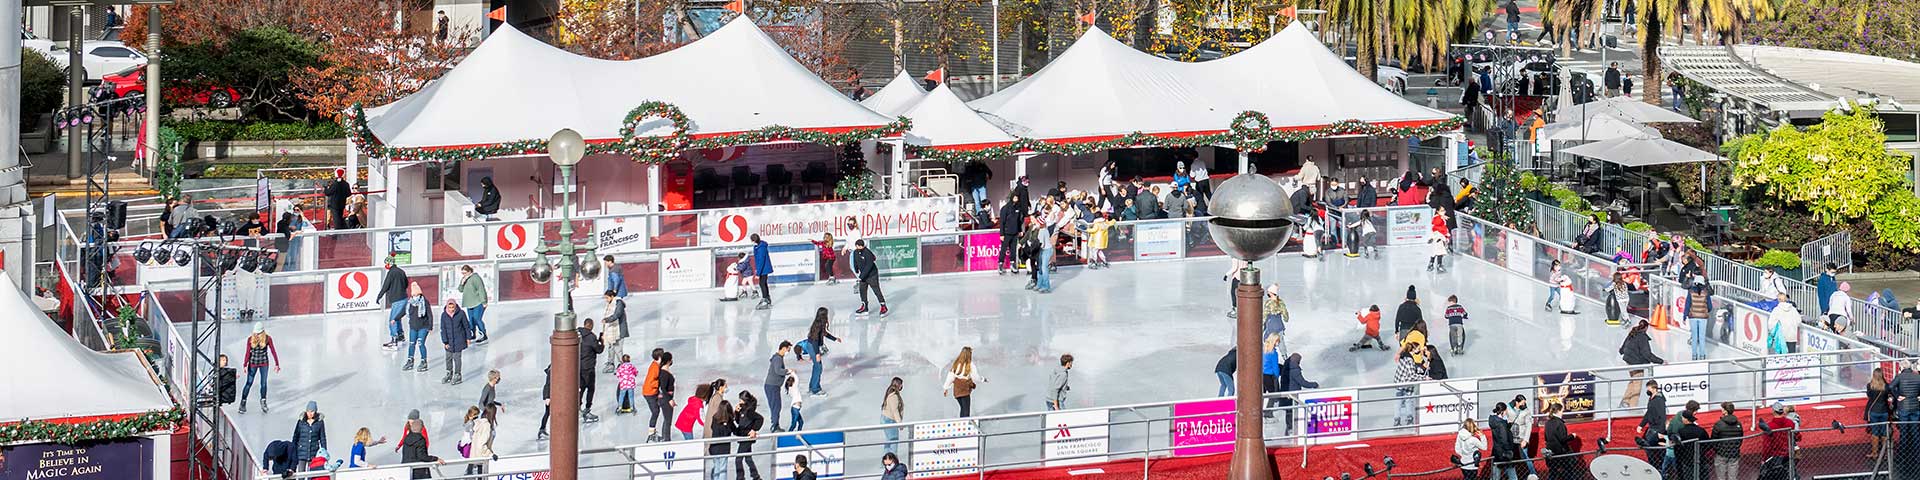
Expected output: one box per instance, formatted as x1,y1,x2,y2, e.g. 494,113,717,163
801,308,841,396
1444,295,1468,354
1348,305,1388,351
851,239,889,316
750,234,773,310
812,233,839,285
1427,208,1450,272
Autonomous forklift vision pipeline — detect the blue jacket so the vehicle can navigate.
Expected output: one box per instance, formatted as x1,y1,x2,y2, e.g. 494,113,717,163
1816,273,1837,314
440,309,470,352
752,241,773,276
1261,350,1281,376
607,269,629,297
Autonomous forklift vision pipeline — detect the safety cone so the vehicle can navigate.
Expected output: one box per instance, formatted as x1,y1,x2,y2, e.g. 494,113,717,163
1650,303,1670,330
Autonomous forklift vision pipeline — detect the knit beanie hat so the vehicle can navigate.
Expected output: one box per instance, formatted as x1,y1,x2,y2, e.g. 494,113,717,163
408,409,421,421
306,401,318,412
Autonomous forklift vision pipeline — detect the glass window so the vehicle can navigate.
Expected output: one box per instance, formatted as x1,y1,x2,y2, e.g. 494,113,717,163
91,46,136,58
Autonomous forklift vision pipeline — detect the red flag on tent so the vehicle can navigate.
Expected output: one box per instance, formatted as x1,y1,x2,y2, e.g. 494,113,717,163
924,68,945,83
486,6,505,21
1279,5,1297,19
1078,10,1096,25
724,0,745,13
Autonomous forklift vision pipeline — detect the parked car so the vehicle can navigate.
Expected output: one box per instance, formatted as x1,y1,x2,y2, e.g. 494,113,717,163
99,64,241,108
49,40,147,82
23,31,55,56
1343,56,1409,94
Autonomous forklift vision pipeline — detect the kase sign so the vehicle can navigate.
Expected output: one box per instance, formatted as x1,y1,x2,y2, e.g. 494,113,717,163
326,270,382,313
698,197,961,245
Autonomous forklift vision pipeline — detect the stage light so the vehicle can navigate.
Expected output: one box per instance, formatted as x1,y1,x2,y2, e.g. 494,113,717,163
133,241,155,264
258,252,279,274
239,251,259,272
171,246,193,266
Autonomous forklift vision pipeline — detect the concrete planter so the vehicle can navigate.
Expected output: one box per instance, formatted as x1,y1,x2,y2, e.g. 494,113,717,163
19,113,54,154
188,139,348,160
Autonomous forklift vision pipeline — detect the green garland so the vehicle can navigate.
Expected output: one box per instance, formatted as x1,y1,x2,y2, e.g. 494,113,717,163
0,409,184,444
911,114,1465,164
343,102,912,163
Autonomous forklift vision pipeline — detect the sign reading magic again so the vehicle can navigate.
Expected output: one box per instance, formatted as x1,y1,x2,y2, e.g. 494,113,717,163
699,197,961,245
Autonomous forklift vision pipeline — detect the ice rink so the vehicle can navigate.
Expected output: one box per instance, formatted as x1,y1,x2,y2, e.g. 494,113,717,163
222,245,1751,471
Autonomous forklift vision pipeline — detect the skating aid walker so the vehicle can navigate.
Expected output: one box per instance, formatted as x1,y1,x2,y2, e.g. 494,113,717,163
719,253,759,302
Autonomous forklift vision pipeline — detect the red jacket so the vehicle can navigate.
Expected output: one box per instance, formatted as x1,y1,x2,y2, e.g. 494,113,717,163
1357,310,1382,337
1762,416,1795,457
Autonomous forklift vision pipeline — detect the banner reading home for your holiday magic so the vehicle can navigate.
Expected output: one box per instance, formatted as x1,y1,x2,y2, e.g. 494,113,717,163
698,197,962,246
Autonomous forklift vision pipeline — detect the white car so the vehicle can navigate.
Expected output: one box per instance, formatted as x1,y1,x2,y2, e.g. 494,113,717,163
48,41,148,82
1375,65,1408,94
23,31,55,56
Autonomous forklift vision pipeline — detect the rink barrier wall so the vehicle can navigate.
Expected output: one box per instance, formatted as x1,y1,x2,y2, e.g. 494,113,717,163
259,352,1887,480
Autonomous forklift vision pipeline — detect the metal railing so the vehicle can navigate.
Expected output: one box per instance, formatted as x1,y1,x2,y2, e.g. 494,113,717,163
1525,198,1653,258
1799,231,1851,282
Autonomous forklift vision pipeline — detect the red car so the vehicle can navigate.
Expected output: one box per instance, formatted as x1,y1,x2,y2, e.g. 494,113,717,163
100,65,241,108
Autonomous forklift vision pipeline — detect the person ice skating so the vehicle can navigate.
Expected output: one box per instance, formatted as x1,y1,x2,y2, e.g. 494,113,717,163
458,265,489,343
238,323,279,413
751,234,774,309
347,428,387,468
1395,286,1424,344
1393,333,1431,427
1278,352,1318,433
439,299,470,385
1345,210,1378,258
852,240,890,316
1606,273,1630,327
1047,354,1073,411
288,401,328,471
379,257,410,348
464,406,496,475
1684,282,1714,361
998,195,1027,274
647,351,678,441
706,400,737,480
398,417,441,479
403,282,432,373
578,318,605,422
801,308,841,395
734,392,765,480
1768,293,1802,354
1444,295,1468,354
676,383,712,441
812,233,839,285
478,370,504,413
538,367,553,440
1427,208,1450,272
602,290,628,372
882,377,906,454
783,374,805,431
1425,343,1450,380
1214,348,1237,397
943,346,983,417
616,354,639,414
1543,260,1564,312
1349,305,1387,351
764,342,795,432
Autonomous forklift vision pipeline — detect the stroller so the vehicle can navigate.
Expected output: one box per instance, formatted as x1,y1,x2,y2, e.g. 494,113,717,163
719,253,759,302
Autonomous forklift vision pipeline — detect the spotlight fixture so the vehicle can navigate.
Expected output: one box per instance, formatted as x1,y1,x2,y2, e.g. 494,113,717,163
133,241,155,264
258,252,280,274
239,251,259,273
171,246,193,266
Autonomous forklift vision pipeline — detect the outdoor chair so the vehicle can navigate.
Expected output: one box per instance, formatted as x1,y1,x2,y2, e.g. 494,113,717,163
730,166,762,206
801,162,831,199
766,164,794,201
694,167,726,204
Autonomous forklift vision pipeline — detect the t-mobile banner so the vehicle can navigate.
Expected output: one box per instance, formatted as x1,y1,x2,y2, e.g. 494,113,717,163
774,432,846,480
1042,410,1110,467
699,197,962,246
1295,389,1359,445
962,232,1002,271
1652,363,1712,414
1169,398,1235,456
1134,222,1185,260
909,420,979,478
630,442,702,479
324,269,383,313
1417,380,1480,435
766,243,820,284
0,438,153,480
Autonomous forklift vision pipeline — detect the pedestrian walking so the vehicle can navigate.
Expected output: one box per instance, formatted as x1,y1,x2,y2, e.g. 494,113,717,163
1891,361,1920,447
1768,294,1802,354
1509,395,1537,477
882,377,905,455
1867,367,1893,458
1673,408,1708,480
1047,354,1074,411
457,265,489,344
1828,282,1854,334
751,234,774,310
1710,402,1743,480
291,401,328,469
1488,404,1519,480
379,257,410,348
791,456,818,480
943,347,983,417
1456,419,1486,480
801,308,841,395
881,453,907,480
1637,382,1670,471
1444,295,1468,354
735,392,765,480
325,171,352,229
1542,404,1577,480
439,299,470,385
998,195,1027,274
238,323,280,413
404,282,432,373
851,240,890,316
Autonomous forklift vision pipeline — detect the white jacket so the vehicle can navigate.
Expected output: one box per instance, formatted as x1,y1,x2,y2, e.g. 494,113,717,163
1455,429,1486,468
1771,302,1802,341
1828,292,1853,318
785,374,803,409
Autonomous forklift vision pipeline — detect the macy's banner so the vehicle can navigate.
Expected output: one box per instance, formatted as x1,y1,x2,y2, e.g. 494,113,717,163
699,197,962,246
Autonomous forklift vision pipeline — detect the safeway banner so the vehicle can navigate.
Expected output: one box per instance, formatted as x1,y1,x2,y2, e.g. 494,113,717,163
325,270,382,313
488,222,540,260
698,197,961,246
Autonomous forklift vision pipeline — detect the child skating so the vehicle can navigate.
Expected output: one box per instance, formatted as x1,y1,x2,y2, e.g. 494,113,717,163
1443,296,1468,354
1348,305,1388,351
614,354,638,414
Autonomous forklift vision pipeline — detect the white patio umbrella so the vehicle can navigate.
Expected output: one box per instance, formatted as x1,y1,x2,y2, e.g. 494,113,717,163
1573,96,1698,125
1541,113,1656,143
1561,131,1722,217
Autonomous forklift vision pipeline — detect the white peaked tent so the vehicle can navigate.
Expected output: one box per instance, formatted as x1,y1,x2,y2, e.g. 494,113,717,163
861,71,928,117
1198,22,1455,129
902,84,1020,150
0,275,172,420
969,27,1231,142
363,16,894,148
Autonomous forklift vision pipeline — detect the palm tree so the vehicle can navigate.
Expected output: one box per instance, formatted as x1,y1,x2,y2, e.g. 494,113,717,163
1312,0,1383,79
1541,0,1603,56
1695,0,1776,43
1636,0,1686,105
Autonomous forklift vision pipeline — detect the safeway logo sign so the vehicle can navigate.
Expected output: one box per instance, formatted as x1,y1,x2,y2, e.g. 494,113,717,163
1738,311,1768,353
488,223,539,260
325,270,380,313
716,214,750,243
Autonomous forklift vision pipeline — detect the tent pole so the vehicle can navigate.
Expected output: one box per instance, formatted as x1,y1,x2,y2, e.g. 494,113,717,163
647,164,662,235
991,0,1000,91
891,138,908,199
1016,152,1032,179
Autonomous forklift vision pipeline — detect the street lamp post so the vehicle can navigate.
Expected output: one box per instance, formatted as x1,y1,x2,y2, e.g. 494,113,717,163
1204,175,1294,480
535,128,597,480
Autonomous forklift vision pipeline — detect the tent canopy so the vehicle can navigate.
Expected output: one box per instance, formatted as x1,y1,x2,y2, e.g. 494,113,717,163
1542,113,1656,142
0,275,173,420
1569,97,1699,125
1194,22,1454,130
1560,133,1721,167
901,84,1019,150
363,17,893,149
861,71,928,117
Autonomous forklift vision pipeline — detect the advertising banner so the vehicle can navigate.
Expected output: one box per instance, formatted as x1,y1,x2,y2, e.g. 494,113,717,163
1764,354,1822,403
775,432,846,480
1505,235,1534,272
766,243,819,285
1296,389,1359,445
961,232,1002,271
1387,207,1434,246
1736,309,1769,354
488,223,540,260
324,269,383,313
485,454,549,480
909,420,979,478
1170,399,1235,456
0,438,153,480
869,237,921,277
1134,222,1184,260
1042,410,1110,467
699,197,961,246
1652,363,1712,414
629,443,703,480
1417,380,1479,435
439,265,499,311
658,249,714,291
332,467,411,480
381,230,422,265
595,217,650,255
1536,371,1596,421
